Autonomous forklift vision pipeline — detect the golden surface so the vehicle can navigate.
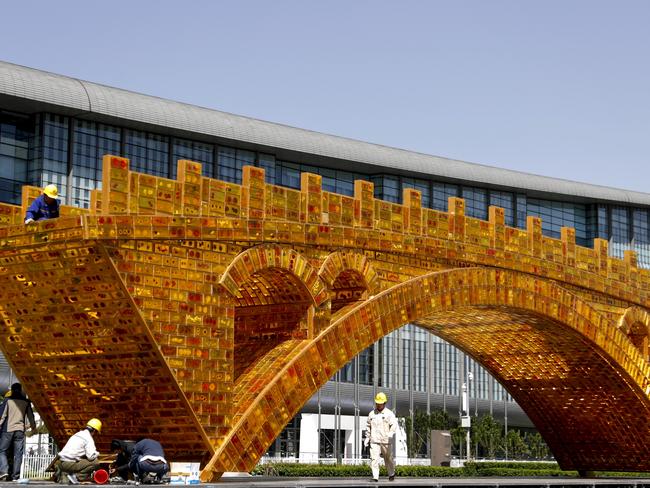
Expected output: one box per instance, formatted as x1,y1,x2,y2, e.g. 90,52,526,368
0,155,649,478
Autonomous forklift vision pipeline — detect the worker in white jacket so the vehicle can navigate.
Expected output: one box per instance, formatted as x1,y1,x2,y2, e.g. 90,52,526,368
364,392,397,482
55,418,102,484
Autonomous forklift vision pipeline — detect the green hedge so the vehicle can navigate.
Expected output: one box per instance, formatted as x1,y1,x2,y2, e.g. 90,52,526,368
252,462,563,478
474,467,576,477
466,461,560,471
394,465,465,478
252,462,648,478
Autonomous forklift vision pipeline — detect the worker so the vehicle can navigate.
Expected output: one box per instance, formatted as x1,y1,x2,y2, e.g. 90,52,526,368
364,392,397,482
0,383,36,481
129,438,168,483
55,418,102,484
24,184,60,223
0,391,12,479
109,439,136,481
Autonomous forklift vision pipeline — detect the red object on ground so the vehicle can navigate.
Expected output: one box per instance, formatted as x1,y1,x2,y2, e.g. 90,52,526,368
93,469,109,484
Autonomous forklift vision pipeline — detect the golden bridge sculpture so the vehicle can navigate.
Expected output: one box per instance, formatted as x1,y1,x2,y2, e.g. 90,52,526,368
0,155,649,480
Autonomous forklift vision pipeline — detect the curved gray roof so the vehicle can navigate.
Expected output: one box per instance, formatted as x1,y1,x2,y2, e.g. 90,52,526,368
1,59,649,206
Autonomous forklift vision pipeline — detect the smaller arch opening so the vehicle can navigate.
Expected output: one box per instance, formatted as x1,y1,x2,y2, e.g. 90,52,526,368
330,269,368,313
233,267,313,379
618,307,650,363
626,322,649,361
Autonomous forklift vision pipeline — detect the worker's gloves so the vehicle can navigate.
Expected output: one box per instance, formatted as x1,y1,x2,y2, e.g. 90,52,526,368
24,218,34,224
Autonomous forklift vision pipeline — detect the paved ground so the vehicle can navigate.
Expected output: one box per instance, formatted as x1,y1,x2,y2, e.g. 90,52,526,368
4,477,650,488
213,477,650,487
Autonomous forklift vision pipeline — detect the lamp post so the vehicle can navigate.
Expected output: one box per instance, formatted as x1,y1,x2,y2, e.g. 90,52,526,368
461,371,473,463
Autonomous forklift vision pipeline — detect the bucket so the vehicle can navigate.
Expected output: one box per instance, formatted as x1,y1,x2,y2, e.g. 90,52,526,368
93,469,109,484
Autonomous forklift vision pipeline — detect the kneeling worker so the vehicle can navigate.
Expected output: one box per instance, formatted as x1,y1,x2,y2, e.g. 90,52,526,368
109,439,135,481
56,418,102,484
129,438,168,483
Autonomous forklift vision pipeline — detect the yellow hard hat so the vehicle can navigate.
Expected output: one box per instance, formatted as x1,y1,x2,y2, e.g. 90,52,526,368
43,184,59,199
374,392,388,404
86,418,102,432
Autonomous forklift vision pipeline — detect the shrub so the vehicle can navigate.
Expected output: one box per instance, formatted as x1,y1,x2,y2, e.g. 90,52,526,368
252,461,648,478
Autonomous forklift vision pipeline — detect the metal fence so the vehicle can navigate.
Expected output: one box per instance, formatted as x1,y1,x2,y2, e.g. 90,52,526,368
259,455,433,466
20,453,56,480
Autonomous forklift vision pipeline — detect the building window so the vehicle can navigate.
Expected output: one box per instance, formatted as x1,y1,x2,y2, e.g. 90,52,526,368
277,161,301,189
401,326,411,390
493,380,507,402
633,208,650,268
516,194,527,229
266,415,301,458
72,120,120,208
402,178,431,208
610,206,631,259
40,113,69,201
217,146,238,183
217,146,255,184
446,346,459,396
372,175,400,203
258,153,276,184
461,186,488,220
172,138,215,178
124,129,169,178
413,327,427,392
0,111,32,204
378,336,393,388
319,428,345,459
432,336,446,395
526,198,588,245
432,182,458,211
597,205,609,239
489,191,515,226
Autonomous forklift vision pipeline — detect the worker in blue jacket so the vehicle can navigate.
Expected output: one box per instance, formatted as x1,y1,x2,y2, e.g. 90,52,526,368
24,184,60,223
129,438,168,483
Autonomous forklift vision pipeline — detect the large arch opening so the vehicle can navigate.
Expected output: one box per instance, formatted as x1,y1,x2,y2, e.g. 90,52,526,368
202,268,650,479
219,245,328,384
415,306,649,470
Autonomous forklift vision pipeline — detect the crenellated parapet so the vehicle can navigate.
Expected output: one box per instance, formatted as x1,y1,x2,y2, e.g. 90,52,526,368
0,154,648,308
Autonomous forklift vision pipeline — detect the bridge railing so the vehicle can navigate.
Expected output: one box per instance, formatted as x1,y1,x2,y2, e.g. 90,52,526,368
0,155,647,307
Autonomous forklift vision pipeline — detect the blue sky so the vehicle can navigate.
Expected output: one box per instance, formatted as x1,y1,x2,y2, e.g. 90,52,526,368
2,1,650,192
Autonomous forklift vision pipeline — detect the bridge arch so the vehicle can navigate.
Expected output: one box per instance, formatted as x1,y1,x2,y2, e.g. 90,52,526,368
202,267,650,479
319,251,380,312
618,306,650,361
219,245,329,380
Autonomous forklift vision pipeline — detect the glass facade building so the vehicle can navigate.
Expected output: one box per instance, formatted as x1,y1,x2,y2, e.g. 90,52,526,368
2,61,650,460
4,108,649,263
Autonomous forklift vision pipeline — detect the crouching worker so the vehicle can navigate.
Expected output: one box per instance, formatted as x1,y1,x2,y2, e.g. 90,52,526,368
55,418,102,484
129,438,168,483
109,439,135,481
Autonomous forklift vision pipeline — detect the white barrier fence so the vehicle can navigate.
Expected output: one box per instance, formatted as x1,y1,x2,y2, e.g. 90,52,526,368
20,453,56,480
258,455,555,468
259,455,433,466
